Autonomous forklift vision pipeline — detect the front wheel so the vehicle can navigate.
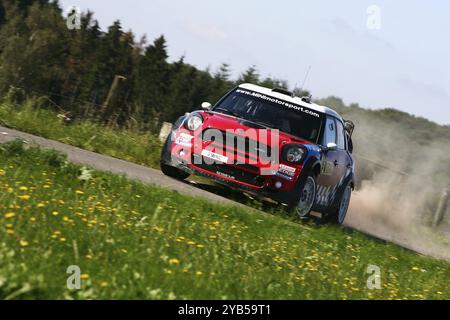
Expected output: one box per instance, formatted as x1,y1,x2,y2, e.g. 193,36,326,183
293,174,317,219
160,163,190,180
160,133,190,181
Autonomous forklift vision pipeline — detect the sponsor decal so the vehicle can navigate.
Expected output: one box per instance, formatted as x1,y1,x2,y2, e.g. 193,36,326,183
321,161,334,176
175,133,194,147
236,89,321,118
279,164,296,175
276,164,296,180
216,171,235,180
201,149,229,163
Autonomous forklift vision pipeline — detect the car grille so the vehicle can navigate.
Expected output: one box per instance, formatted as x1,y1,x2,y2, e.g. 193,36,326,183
192,154,265,187
201,129,273,161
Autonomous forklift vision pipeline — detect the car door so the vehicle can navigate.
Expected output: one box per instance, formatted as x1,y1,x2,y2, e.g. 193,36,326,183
334,119,353,187
316,116,343,206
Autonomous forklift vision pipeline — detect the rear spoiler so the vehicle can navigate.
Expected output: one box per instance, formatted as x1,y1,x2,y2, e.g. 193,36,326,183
344,120,355,138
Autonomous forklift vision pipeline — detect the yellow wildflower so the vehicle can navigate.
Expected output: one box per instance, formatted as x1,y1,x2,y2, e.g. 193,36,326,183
4,212,15,219
20,240,29,247
169,258,180,265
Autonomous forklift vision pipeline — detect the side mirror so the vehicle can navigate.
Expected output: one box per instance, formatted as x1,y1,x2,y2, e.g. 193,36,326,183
201,102,212,110
325,142,338,151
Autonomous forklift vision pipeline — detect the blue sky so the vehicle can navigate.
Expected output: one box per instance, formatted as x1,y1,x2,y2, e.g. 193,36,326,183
60,0,450,125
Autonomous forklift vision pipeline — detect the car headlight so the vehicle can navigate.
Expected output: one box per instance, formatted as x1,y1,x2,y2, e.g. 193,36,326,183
283,145,307,164
185,114,203,131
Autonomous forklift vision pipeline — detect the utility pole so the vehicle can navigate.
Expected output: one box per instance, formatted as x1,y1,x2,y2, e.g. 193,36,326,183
433,186,449,227
100,75,127,118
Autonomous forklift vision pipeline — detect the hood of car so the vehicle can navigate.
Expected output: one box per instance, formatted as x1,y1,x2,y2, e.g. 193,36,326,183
200,111,312,148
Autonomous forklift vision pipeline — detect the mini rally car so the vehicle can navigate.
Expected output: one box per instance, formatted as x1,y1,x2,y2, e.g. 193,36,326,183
160,84,355,224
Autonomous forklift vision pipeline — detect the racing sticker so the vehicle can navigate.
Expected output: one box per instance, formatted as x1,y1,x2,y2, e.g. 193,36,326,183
175,133,194,147
321,160,334,176
315,167,352,206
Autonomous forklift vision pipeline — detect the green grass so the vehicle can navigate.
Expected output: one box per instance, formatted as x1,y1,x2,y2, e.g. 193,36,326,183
0,141,448,299
0,99,162,168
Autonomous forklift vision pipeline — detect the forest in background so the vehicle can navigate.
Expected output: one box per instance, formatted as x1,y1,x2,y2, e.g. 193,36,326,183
0,0,449,178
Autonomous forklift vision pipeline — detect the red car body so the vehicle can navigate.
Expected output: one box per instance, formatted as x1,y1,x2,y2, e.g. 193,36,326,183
161,84,355,223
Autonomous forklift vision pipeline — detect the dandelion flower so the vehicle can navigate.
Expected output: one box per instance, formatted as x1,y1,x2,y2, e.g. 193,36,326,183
80,274,89,280
4,212,15,219
169,258,180,265
75,190,84,195
18,195,30,201
19,186,28,191
20,240,29,247
196,271,203,276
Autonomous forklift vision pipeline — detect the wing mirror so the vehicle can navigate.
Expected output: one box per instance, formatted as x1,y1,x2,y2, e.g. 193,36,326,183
323,142,337,152
201,102,212,110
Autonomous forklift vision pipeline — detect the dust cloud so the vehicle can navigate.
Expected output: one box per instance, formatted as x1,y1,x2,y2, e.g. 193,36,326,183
342,114,450,260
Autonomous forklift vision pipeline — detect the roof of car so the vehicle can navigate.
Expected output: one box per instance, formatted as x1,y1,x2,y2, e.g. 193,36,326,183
238,83,343,121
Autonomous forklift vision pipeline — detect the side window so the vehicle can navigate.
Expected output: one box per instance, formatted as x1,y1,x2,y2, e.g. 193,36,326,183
335,120,346,150
323,117,336,145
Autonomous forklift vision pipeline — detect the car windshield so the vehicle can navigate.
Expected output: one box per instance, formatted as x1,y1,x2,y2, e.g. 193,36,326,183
213,88,323,143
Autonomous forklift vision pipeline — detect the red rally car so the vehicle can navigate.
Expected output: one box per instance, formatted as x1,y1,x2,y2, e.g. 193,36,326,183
160,83,355,224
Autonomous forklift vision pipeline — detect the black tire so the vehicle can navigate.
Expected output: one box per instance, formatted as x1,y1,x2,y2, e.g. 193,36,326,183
160,162,190,180
291,173,317,219
330,184,352,224
160,134,190,180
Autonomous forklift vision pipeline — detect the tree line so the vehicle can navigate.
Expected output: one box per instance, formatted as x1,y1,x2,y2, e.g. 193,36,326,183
1,0,448,141
0,0,303,131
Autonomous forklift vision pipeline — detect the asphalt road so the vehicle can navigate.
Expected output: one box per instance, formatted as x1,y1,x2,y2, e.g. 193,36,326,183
0,125,244,208
1,125,448,260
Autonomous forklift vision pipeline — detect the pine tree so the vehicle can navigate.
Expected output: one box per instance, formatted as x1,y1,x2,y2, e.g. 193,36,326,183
237,65,260,84
132,35,170,123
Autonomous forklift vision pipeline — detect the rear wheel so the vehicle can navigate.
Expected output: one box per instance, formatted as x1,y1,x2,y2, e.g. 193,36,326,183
332,185,352,224
294,174,317,219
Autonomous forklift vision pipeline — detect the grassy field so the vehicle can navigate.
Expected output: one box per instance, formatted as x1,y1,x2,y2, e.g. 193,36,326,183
0,99,162,168
0,140,448,299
